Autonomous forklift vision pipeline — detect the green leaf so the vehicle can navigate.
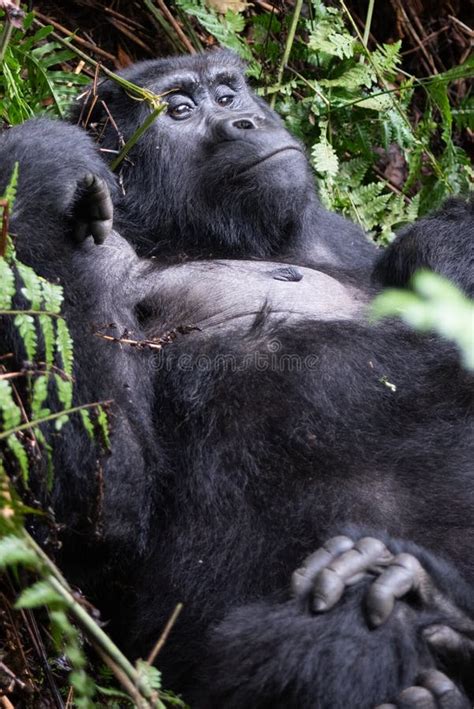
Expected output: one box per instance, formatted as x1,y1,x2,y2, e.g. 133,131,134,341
15,580,63,609
55,374,73,409
372,272,474,370
56,318,74,377
14,313,37,361
311,127,339,177
97,406,110,449
0,535,39,569
0,260,15,308
31,375,50,420
357,93,393,111
0,380,22,430
136,659,162,691
7,434,29,483
79,409,94,440
1,162,19,208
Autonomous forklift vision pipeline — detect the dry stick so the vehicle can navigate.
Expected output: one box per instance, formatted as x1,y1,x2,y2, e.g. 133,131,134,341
407,2,446,72
93,643,153,709
390,0,438,75
270,0,304,109
107,16,154,55
33,10,116,63
448,15,474,38
147,603,183,666
94,331,163,350
153,0,196,55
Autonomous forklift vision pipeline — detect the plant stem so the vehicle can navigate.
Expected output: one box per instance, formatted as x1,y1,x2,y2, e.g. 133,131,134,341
23,530,72,591
270,0,303,109
362,0,375,50
0,0,20,63
47,575,165,708
0,400,111,440
110,103,166,171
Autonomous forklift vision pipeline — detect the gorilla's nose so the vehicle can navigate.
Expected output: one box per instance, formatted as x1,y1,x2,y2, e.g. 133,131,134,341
232,118,257,130
215,114,265,140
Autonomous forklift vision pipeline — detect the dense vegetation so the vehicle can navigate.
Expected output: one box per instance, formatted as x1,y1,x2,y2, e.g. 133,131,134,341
0,1,472,705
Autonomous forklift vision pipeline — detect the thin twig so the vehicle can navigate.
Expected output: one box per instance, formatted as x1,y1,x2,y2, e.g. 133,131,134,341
33,11,116,63
270,0,304,109
149,0,196,55
147,604,183,666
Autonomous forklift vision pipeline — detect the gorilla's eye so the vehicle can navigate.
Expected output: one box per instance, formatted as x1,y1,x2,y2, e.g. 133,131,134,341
216,95,234,107
168,103,193,120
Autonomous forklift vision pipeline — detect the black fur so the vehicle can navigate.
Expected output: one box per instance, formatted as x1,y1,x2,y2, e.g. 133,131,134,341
0,50,473,707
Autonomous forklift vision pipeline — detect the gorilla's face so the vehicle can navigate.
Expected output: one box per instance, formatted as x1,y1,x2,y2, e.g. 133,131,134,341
89,51,315,257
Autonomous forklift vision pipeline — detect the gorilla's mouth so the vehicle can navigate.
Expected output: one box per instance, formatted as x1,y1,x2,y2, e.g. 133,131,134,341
237,146,303,174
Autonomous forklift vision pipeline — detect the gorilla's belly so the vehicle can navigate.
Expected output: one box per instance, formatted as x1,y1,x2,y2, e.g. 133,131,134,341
142,259,369,333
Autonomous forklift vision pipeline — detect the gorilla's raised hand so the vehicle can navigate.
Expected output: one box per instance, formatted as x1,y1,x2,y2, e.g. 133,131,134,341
72,173,113,245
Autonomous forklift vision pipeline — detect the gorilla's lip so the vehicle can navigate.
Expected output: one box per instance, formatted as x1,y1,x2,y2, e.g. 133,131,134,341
237,146,303,174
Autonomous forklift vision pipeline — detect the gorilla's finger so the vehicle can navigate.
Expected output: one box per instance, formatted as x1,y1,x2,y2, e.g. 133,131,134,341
366,553,424,626
73,174,113,244
312,537,391,612
417,670,470,709
89,218,113,245
73,221,89,243
80,174,114,221
424,623,474,657
397,686,436,708
291,536,354,607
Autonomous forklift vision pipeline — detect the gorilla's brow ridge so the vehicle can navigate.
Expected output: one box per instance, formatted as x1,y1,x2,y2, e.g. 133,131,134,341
158,74,199,95
157,70,242,96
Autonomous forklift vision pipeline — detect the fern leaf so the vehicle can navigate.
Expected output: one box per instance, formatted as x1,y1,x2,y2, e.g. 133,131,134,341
0,380,22,430
38,314,55,368
0,535,39,569
14,313,37,361
0,260,15,308
31,375,50,420
7,434,29,483
2,163,19,208
56,318,74,377
17,263,43,309
312,138,339,177
15,580,63,609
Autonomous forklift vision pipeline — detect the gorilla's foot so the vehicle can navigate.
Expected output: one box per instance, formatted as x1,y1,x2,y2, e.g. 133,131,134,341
72,173,113,245
375,669,470,709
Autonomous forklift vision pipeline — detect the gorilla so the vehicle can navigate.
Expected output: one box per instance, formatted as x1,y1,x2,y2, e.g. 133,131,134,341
0,50,473,708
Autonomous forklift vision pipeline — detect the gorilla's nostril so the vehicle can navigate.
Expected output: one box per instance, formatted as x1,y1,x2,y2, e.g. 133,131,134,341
233,119,255,130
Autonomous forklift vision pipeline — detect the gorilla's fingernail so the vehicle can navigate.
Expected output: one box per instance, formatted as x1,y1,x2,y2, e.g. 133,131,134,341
369,612,383,627
313,598,327,611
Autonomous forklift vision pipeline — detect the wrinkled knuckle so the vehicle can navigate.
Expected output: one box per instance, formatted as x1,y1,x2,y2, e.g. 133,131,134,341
356,537,387,556
393,552,422,574
399,686,433,702
323,535,354,554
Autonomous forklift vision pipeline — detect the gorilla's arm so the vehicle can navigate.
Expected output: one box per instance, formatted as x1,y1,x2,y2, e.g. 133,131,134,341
0,119,159,559
373,198,474,297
